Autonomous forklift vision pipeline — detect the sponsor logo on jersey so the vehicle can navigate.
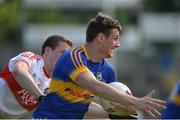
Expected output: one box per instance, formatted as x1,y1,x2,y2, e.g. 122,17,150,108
16,89,37,106
64,88,93,99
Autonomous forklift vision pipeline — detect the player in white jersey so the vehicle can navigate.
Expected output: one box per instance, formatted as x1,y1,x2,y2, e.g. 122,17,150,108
0,34,109,119
0,35,73,118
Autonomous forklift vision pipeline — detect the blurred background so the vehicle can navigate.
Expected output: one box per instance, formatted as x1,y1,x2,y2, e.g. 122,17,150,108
0,0,180,100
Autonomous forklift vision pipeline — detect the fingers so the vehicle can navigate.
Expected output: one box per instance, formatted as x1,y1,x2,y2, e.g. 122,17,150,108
145,90,167,110
146,110,156,118
147,106,161,118
142,106,161,119
150,98,167,106
146,90,167,106
148,98,166,110
146,89,155,97
151,107,161,118
143,98,166,119
136,90,166,119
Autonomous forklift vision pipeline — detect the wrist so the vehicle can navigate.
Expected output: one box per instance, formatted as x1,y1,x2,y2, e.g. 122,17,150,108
132,97,141,110
125,94,137,107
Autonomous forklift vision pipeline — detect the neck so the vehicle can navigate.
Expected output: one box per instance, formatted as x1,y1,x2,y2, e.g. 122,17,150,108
84,43,104,63
42,56,52,77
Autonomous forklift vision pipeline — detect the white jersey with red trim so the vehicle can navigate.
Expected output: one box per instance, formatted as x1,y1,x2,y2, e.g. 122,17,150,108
0,51,50,118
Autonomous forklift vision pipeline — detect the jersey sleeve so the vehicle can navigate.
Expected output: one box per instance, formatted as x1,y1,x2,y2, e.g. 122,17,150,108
52,48,90,82
8,51,41,72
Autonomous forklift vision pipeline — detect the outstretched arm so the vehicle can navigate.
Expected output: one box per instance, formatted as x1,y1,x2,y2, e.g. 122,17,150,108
76,71,166,118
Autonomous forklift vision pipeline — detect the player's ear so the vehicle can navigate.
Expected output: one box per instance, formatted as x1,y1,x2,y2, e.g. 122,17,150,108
97,32,105,43
44,46,51,55
146,90,155,97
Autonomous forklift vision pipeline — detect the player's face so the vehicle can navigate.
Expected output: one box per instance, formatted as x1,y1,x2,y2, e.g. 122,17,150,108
48,42,72,73
102,28,120,58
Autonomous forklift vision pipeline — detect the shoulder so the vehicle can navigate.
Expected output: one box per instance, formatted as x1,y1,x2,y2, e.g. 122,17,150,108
10,51,42,62
70,47,84,58
19,51,41,61
56,47,86,67
19,51,36,57
62,47,86,65
60,47,84,58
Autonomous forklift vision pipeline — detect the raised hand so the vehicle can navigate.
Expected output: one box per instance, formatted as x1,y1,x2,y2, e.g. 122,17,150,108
135,90,166,118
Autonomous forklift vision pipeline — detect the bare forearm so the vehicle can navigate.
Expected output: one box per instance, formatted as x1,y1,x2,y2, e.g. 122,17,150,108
93,81,137,107
77,72,137,108
13,62,44,98
13,71,43,98
77,72,166,118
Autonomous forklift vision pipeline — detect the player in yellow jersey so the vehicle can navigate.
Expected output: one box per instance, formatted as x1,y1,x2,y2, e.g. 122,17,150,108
33,12,166,119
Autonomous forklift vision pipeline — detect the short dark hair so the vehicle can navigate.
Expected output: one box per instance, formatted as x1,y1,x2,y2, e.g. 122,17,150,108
86,12,122,43
41,34,73,55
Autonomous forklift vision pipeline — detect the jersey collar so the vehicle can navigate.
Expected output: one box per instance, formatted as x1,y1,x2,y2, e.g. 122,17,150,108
82,44,90,60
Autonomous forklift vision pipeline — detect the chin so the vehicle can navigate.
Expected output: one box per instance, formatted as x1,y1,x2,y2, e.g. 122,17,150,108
107,54,113,58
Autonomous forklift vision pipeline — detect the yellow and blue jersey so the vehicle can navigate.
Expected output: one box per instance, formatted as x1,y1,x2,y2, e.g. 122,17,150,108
33,45,116,119
161,81,180,119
